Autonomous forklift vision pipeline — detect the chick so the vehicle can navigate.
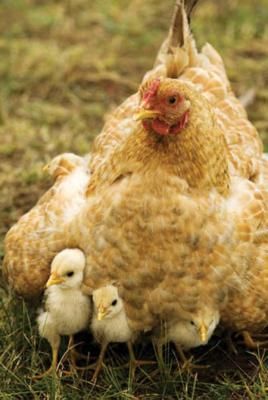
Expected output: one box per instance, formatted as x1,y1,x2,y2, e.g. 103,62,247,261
154,306,220,368
91,285,136,382
36,248,91,378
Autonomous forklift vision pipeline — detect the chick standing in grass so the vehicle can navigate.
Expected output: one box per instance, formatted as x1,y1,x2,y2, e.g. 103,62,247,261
154,305,220,368
36,248,91,378
91,284,137,382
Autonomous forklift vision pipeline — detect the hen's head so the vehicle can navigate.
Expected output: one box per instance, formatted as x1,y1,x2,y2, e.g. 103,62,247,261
137,78,191,136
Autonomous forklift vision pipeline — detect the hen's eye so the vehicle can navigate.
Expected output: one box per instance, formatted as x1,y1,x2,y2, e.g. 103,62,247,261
111,299,117,306
167,96,177,105
66,271,74,277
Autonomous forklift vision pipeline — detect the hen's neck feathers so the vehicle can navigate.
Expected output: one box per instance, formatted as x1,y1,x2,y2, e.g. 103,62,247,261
88,91,230,196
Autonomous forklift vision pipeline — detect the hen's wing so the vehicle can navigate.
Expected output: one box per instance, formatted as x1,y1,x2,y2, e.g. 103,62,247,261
3,155,89,298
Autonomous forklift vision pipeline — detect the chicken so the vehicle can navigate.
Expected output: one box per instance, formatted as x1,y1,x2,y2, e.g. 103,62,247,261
3,0,268,354
78,0,267,345
153,304,220,367
91,284,137,382
36,248,91,378
79,50,247,340
3,153,90,297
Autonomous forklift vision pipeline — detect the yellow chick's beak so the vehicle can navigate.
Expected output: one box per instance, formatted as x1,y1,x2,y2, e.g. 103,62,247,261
198,323,208,344
46,272,65,288
97,305,109,321
134,109,161,121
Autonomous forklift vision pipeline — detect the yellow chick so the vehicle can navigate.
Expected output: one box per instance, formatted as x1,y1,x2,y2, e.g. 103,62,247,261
91,285,136,382
154,306,220,367
36,248,91,378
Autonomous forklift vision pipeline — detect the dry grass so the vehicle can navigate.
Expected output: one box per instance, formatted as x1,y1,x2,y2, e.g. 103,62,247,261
0,0,268,398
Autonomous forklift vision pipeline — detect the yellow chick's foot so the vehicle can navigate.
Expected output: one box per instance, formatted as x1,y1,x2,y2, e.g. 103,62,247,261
126,342,156,379
33,366,55,380
174,344,209,371
180,357,210,372
242,331,268,349
33,347,59,380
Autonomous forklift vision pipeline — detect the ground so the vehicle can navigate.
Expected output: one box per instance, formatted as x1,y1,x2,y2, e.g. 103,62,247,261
0,0,268,398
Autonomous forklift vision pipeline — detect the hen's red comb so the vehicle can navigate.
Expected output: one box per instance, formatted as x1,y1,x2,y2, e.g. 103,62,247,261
142,78,161,105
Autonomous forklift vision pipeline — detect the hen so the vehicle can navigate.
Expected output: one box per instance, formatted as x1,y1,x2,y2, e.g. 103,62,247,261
77,2,264,339
79,1,267,343
3,0,268,350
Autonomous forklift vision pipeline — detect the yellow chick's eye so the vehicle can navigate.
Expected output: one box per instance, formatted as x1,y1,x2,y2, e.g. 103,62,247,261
66,271,74,277
111,299,117,306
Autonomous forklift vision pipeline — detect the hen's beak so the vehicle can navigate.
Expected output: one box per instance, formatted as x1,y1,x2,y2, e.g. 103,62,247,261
134,109,161,121
198,323,208,344
46,272,65,288
97,305,109,321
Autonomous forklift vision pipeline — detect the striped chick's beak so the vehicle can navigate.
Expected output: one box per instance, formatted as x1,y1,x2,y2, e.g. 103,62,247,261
198,322,208,344
97,305,109,321
46,272,65,288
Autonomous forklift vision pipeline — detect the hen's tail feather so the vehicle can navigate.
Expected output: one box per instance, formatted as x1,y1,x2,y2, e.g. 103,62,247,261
169,0,185,49
185,0,199,22
169,0,199,50
148,0,199,80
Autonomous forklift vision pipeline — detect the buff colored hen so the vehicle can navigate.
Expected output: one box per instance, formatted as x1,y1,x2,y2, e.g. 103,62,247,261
79,0,268,346
3,0,268,352
77,2,265,341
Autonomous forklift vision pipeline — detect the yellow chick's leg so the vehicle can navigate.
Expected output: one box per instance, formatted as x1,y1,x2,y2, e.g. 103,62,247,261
60,335,81,376
33,341,59,379
127,341,156,379
91,341,108,383
174,343,208,371
67,336,88,364
226,331,238,355
65,335,93,373
154,341,164,365
242,331,268,349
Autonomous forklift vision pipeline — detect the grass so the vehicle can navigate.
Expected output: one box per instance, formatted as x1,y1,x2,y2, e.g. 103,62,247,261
0,0,268,398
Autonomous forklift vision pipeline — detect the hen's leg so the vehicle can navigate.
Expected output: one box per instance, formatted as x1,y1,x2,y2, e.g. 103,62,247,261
242,331,268,348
